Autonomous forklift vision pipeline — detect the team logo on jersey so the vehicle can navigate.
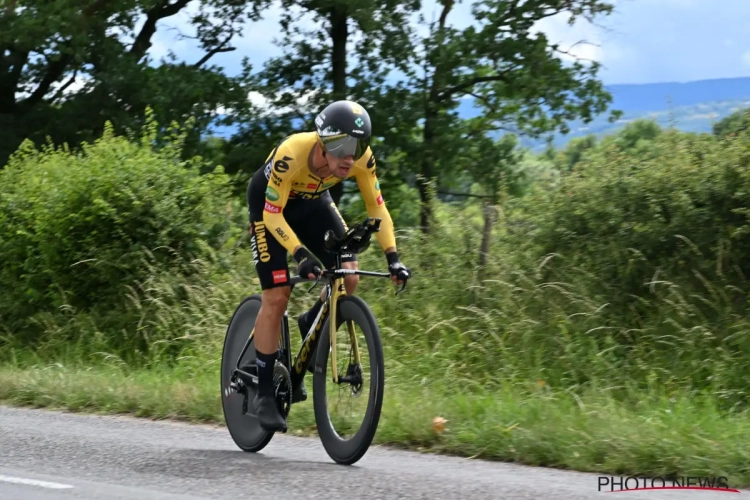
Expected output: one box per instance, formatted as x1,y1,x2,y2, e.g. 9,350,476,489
376,194,384,206
250,222,271,264
274,227,289,241
290,191,322,200
375,180,380,190
266,186,279,201
274,156,292,174
264,201,281,213
272,270,287,284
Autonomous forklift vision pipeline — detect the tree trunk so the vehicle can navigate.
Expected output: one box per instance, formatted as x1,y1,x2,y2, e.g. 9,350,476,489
0,112,25,168
328,5,348,206
417,0,453,234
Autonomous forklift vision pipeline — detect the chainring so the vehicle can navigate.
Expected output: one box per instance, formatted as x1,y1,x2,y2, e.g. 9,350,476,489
273,362,292,418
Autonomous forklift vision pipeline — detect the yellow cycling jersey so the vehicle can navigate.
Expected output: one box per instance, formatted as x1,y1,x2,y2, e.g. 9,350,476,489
261,131,397,255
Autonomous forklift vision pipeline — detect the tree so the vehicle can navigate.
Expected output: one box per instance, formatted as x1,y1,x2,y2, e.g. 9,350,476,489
554,134,597,172
712,107,750,138
0,0,267,165
397,0,622,232
224,0,422,205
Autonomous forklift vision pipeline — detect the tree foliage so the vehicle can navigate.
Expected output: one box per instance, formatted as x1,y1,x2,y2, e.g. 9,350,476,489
0,0,267,164
0,0,626,234
712,107,750,138
384,0,623,231
221,0,422,204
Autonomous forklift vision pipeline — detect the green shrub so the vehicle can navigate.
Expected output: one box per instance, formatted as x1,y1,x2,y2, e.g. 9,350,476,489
0,117,234,347
514,129,750,319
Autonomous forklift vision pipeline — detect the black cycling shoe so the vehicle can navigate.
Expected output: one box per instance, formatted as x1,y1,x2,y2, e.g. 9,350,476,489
253,394,287,432
298,313,317,374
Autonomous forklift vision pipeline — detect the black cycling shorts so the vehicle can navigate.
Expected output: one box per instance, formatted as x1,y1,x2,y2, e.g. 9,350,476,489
246,167,357,290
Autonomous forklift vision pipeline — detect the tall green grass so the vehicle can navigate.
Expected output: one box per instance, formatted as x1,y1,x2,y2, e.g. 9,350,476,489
3,206,750,482
2,121,750,484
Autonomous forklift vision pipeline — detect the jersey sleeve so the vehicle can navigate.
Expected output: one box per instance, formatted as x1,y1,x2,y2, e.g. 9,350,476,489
352,149,397,252
262,144,304,255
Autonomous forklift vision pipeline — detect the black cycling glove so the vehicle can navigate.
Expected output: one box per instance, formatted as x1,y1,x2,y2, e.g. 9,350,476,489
294,247,323,279
386,251,411,281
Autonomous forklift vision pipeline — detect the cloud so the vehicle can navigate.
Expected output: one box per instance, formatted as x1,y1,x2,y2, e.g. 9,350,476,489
588,0,750,84
217,88,323,118
532,12,605,63
743,50,750,68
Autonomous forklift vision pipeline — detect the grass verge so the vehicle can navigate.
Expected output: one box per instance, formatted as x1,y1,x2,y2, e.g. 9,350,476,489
1,362,749,487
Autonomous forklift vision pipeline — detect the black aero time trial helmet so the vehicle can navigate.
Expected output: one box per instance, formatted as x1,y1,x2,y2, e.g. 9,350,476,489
314,100,371,161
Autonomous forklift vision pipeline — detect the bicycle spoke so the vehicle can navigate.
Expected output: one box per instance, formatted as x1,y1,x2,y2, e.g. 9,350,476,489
324,319,371,438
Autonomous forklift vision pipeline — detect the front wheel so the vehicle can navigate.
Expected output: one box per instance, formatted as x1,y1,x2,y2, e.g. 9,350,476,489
312,295,385,465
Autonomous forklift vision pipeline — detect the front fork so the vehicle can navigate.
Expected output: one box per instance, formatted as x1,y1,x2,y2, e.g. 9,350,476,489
330,276,361,384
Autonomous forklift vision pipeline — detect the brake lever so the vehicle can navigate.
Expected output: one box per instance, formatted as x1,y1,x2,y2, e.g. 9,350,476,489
395,274,409,296
306,268,325,293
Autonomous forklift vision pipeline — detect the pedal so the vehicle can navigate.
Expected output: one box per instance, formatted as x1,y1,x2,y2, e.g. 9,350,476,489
224,378,244,397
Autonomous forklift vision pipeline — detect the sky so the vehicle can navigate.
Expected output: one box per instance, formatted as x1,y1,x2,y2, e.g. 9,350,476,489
144,0,750,87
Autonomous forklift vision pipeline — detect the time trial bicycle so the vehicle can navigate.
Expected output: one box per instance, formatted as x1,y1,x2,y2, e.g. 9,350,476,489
220,217,409,465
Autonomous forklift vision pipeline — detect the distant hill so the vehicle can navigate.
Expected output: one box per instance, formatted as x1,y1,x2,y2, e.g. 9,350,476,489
458,76,750,150
604,76,750,112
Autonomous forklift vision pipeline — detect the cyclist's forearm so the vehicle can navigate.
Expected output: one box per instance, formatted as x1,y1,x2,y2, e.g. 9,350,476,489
366,205,396,251
262,211,301,255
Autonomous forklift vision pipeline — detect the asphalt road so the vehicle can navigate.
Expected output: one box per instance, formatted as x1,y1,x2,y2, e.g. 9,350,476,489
0,405,744,499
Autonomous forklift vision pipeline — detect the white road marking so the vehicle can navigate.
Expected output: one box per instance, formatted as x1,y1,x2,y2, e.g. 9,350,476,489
0,474,74,490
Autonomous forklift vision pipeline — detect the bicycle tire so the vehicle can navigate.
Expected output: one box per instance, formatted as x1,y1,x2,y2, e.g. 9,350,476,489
312,295,385,465
220,294,275,452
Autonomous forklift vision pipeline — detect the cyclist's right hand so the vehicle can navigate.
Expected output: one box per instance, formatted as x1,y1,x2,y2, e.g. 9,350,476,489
293,247,323,280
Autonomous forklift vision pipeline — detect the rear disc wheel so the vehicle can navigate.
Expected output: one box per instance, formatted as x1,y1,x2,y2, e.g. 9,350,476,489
220,295,275,452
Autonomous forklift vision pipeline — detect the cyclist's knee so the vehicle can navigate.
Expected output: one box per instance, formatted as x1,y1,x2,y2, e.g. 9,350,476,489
343,261,359,293
261,287,291,318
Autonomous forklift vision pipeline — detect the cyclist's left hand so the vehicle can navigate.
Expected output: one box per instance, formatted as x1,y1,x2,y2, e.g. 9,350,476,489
389,261,411,285
386,251,411,285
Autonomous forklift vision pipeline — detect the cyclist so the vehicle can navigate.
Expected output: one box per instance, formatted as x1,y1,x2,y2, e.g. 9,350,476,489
245,99,411,432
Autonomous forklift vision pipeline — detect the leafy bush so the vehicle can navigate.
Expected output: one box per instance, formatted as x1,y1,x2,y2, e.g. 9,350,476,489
713,107,750,138
0,116,235,347
514,127,750,325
